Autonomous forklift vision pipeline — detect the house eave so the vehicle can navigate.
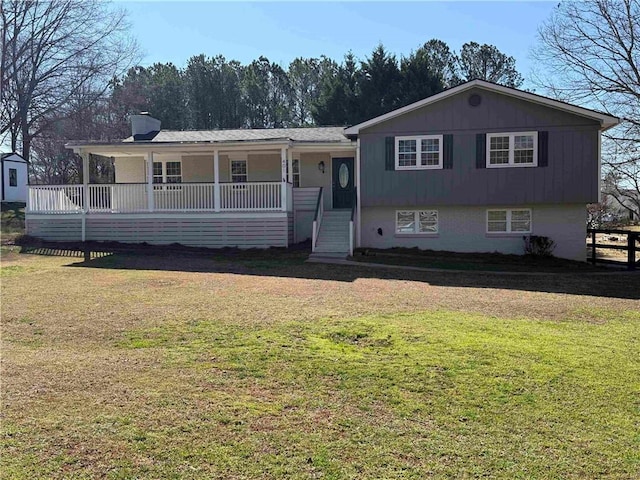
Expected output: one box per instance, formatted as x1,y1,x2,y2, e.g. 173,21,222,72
66,138,355,157
344,79,621,135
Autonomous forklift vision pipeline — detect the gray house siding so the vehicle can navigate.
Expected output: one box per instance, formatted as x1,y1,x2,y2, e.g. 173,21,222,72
359,87,601,207
360,204,587,261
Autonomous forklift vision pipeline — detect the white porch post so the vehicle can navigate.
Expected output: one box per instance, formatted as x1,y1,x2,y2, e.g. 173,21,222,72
280,146,287,211
81,151,89,241
287,148,293,183
145,151,154,212
214,149,220,212
81,151,90,212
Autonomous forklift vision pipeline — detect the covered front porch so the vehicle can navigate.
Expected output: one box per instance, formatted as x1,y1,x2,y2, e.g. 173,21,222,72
27,138,357,250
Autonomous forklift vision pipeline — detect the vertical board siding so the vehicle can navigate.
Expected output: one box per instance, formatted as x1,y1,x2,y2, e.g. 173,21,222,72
359,87,601,207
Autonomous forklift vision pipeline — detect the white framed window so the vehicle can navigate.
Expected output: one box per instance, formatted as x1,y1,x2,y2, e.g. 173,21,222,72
396,210,438,234
231,159,248,183
152,160,182,189
287,159,300,187
152,161,163,184
487,132,537,167
395,135,443,170
486,209,532,234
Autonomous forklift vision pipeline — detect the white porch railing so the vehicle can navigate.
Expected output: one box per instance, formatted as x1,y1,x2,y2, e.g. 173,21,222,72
220,182,282,211
88,184,147,212
154,183,215,211
28,185,84,213
28,182,289,213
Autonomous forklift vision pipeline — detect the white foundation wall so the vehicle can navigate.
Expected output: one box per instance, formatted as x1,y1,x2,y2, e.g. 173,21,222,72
360,204,587,261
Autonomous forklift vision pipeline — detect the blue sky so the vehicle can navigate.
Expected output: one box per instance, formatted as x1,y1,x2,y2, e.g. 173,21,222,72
124,1,556,87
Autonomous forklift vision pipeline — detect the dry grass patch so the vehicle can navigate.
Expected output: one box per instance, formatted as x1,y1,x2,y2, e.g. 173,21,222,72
2,247,639,478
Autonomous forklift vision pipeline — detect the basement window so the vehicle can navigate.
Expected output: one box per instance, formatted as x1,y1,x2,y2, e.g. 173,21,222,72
396,210,438,234
487,209,532,233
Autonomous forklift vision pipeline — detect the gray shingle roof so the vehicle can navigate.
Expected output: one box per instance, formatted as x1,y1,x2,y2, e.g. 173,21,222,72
122,126,349,144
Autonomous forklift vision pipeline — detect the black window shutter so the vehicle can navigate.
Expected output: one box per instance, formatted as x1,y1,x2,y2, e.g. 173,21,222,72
476,133,486,168
538,131,549,167
443,134,453,169
385,137,395,171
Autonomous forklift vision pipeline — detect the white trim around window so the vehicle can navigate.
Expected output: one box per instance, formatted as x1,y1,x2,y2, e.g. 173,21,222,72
395,210,439,234
486,132,538,168
230,158,248,183
287,158,300,188
486,208,532,234
152,159,182,185
395,135,443,170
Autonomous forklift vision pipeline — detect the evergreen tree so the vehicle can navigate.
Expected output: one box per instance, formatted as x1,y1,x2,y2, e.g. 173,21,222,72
357,44,402,122
399,45,446,106
311,53,359,126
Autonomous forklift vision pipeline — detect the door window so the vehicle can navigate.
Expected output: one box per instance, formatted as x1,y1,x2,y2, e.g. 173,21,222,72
339,163,349,188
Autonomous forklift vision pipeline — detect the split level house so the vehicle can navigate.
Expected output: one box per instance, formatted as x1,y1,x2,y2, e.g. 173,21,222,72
26,80,619,261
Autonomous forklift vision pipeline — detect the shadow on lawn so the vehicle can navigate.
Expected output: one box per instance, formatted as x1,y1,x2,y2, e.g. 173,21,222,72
16,242,640,300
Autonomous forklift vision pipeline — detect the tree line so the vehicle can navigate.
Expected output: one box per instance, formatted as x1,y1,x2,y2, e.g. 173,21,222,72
113,40,523,133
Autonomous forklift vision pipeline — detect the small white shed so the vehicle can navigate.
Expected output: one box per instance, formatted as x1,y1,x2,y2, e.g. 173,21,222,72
1,153,28,203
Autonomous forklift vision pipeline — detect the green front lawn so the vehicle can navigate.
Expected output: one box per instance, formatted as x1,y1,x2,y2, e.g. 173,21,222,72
2,248,639,478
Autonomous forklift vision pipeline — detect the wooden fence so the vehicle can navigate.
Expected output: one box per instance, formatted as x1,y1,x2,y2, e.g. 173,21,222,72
587,228,639,270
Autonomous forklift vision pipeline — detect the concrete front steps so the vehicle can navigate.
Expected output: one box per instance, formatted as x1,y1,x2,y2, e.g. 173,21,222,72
308,209,351,260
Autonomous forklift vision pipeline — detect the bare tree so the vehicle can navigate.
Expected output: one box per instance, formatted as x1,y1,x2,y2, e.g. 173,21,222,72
457,42,523,88
534,0,640,220
0,0,138,163
29,89,127,184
